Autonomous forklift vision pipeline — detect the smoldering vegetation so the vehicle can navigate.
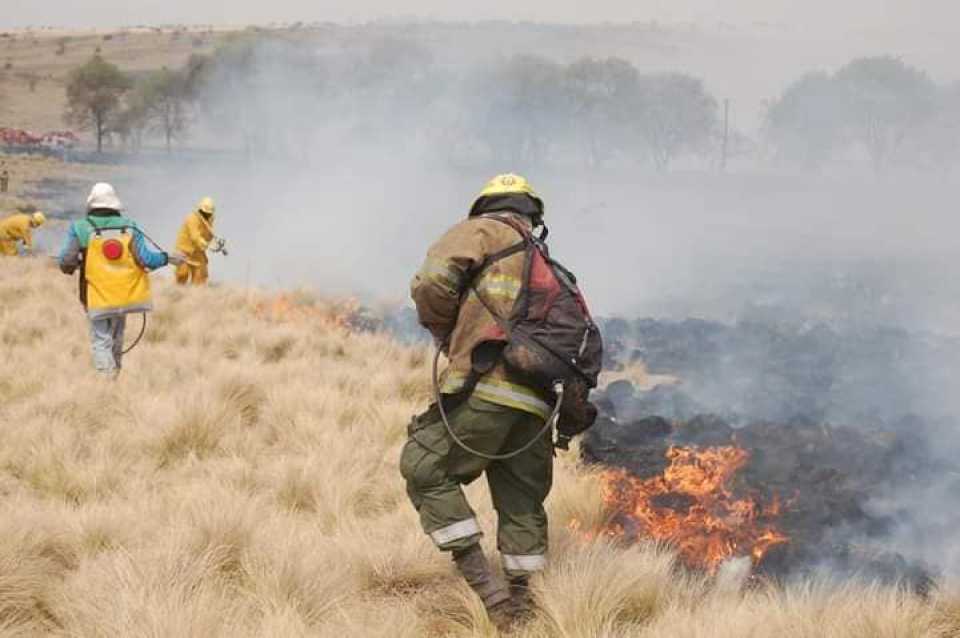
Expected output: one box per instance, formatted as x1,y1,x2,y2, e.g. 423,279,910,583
585,312,960,586
599,316,960,426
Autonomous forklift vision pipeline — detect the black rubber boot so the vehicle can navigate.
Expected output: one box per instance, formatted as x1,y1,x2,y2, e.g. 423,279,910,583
508,575,534,624
453,545,512,628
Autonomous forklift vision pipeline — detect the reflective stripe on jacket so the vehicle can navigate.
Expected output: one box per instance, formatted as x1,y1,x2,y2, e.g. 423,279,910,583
411,212,550,420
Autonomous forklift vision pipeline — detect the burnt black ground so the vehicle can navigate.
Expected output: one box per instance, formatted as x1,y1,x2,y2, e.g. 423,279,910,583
584,317,960,588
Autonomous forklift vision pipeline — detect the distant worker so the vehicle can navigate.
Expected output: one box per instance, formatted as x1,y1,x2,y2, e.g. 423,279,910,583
0,211,46,256
0,167,9,193
175,196,224,286
401,175,602,629
58,183,182,377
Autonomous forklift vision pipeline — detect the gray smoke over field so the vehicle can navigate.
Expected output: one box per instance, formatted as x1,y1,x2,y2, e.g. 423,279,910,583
106,25,960,584
114,28,960,322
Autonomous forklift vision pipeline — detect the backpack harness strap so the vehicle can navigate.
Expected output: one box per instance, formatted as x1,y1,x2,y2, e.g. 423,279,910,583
465,214,537,335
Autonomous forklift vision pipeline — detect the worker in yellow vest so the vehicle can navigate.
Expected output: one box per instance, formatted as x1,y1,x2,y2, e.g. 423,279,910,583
58,183,182,377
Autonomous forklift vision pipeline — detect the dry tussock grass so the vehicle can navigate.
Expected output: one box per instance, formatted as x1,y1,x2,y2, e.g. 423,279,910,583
0,257,958,637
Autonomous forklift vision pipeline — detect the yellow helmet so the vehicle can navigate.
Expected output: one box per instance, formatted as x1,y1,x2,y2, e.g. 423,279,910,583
198,197,216,214
470,173,544,218
478,174,539,199
31,211,46,226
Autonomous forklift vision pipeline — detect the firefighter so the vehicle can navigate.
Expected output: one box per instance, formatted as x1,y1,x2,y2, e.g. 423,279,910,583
0,211,46,256
174,196,218,286
400,174,552,629
58,183,182,377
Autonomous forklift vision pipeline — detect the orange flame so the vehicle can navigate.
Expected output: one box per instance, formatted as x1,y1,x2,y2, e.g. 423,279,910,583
252,293,359,328
593,445,789,572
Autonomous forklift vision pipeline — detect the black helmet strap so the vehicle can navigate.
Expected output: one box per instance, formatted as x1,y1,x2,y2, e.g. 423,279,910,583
535,218,548,241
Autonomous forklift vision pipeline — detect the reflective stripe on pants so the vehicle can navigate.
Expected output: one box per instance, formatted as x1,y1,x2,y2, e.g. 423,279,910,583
430,518,481,547
400,395,552,555
502,553,547,574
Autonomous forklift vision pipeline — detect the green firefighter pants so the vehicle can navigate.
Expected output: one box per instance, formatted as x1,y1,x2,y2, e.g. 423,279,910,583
400,395,553,575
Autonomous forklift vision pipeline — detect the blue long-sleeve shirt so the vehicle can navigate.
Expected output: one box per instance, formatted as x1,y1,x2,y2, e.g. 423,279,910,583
58,211,169,274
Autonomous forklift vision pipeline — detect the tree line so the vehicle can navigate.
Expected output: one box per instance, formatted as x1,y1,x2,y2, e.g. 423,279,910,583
62,36,718,168
63,35,960,174
65,48,199,153
766,56,960,174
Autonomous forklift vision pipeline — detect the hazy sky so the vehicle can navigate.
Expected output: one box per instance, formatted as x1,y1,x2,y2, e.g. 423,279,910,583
3,0,958,31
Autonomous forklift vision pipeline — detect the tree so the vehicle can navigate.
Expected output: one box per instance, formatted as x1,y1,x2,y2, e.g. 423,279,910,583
634,73,717,171
141,67,190,151
564,57,640,167
65,53,131,152
834,56,936,173
472,55,567,165
189,35,270,156
181,53,211,100
337,38,439,152
766,71,847,170
114,83,151,152
908,82,960,176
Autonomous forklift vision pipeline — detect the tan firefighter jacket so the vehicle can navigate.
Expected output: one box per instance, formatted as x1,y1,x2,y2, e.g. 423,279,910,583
411,212,551,420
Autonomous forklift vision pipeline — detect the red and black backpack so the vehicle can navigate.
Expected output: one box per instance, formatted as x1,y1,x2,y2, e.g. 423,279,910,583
470,214,604,393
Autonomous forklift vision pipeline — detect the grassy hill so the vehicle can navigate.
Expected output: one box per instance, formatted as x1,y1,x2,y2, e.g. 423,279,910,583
0,27,224,132
0,257,957,637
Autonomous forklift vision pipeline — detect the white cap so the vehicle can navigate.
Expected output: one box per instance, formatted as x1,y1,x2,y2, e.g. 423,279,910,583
86,182,123,212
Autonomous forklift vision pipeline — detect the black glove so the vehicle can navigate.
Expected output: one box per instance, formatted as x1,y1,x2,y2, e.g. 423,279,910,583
555,378,598,450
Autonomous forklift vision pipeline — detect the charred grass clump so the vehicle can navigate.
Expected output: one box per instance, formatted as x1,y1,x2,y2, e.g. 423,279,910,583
0,257,957,636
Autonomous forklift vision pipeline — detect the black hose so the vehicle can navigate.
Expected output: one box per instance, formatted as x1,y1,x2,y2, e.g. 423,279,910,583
135,228,170,255
122,313,147,355
432,347,563,461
